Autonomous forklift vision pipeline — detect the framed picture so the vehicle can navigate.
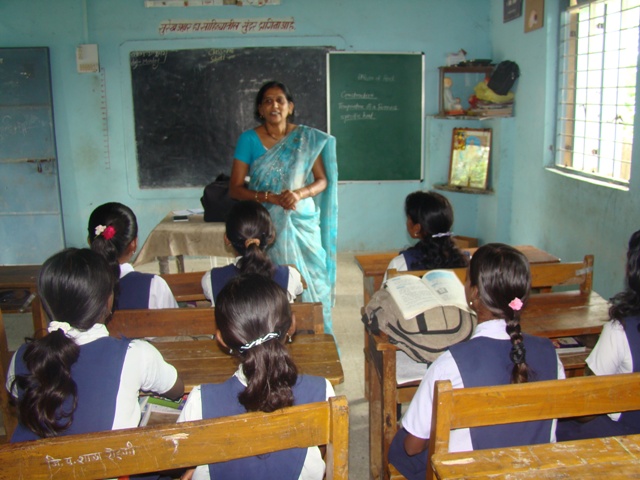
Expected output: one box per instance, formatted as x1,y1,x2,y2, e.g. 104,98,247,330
504,0,523,23
448,128,492,190
525,0,544,32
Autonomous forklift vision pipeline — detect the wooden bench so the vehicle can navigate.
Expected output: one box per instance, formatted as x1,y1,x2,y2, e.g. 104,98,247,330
0,395,349,480
418,373,640,479
369,255,599,479
108,301,325,338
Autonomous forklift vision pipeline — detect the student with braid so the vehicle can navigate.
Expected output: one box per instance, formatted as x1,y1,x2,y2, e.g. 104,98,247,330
557,229,640,440
388,243,564,480
201,200,303,305
88,202,178,309
384,191,468,282
179,274,334,480
7,248,183,442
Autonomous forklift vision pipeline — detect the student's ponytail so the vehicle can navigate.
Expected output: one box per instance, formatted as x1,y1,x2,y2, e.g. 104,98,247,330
226,201,276,277
216,274,297,412
12,248,115,437
505,297,528,384
13,331,80,437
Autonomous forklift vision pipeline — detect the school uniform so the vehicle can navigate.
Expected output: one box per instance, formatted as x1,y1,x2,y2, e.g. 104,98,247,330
557,315,640,440
383,245,468,283
201,257,303,305
178,366,335,480
388,320,565,480
7,323,179,441
117,263,178,309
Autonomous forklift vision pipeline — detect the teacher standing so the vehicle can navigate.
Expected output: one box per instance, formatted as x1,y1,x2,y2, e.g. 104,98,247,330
228,81,338,334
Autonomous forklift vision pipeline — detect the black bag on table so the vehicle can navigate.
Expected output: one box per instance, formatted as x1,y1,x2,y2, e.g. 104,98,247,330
487,60,520,95
200,174,238,223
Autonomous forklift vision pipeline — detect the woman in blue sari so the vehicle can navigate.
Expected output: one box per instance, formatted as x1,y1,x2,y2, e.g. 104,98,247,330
229,81,338,334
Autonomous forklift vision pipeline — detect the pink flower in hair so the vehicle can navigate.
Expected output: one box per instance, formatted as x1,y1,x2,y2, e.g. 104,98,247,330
102,225,116,240
508,297,523,311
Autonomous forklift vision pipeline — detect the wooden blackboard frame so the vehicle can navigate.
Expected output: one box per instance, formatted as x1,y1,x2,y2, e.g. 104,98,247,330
328,52,424,182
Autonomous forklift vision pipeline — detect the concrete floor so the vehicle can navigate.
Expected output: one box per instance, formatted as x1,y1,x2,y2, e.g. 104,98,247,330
2,252,370,478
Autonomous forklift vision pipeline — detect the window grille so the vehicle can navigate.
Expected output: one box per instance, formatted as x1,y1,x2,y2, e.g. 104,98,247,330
555,0,639,185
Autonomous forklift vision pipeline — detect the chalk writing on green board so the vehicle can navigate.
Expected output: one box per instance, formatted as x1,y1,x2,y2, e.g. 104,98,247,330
329,53,423,181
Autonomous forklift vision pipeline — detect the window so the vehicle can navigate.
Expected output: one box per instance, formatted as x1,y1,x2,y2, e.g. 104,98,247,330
555,0,639,185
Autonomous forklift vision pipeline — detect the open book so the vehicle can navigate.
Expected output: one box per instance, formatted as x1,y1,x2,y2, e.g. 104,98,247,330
385,269,470,320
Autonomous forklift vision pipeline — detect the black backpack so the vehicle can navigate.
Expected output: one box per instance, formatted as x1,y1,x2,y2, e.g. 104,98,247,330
200,174,238,223
487,61,520,95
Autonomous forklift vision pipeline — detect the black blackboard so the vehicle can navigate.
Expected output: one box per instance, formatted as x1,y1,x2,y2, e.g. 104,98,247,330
328,53,424,181
130,47,331,189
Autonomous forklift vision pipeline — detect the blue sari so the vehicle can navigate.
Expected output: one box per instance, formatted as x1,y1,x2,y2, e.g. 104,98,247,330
248,125,338,334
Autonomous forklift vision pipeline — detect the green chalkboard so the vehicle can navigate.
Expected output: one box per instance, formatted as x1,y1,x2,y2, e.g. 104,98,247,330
328,53,424,181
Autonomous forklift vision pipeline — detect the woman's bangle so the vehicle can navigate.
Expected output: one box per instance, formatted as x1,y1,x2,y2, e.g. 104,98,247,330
307,186,313,198
255,191,259,201
265,191,269,202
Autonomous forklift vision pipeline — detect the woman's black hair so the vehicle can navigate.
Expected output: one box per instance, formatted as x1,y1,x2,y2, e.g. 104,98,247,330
87,202,138,282
469,243,532,384
216,274,297,413
609,229,640,324
12,248,115,437
226,200,276,277
404,191,468,270
254,80,295,123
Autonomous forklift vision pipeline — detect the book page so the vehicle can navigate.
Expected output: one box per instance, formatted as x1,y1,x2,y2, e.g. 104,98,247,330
422,270,469,310
384,275,442,319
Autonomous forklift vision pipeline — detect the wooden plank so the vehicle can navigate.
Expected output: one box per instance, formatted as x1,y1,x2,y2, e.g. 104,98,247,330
154,334,344,390
0,396,349,480
432,434,640,479
108,302,324,338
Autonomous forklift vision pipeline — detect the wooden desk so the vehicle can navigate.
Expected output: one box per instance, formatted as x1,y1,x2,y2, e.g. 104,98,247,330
133,214,233,273
0,265,47,338
431,433,640,479
154,333,344,392
367,290,609,480
355,245,560,305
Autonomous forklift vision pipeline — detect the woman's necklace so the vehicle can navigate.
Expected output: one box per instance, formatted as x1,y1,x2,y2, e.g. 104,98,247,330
265,124,289,142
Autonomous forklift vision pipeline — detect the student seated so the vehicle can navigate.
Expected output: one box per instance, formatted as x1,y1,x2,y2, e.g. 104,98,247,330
201,200,303,305
179,274,334,480
88,202,178,309
384,191,468,282
388,244,565,480
557,228,640,440
6,248,183,442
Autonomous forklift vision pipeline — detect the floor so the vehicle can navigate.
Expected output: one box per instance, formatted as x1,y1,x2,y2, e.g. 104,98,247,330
2,252,370,478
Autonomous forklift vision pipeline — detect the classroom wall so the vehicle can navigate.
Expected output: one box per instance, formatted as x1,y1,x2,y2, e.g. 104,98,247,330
0,0,491,256
1,0,636,300
486,0,640,299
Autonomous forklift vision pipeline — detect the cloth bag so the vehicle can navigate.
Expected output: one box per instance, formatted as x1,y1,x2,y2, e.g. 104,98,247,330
200,174,237,223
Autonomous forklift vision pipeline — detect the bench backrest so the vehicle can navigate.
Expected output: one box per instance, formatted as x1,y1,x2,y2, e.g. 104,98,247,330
108,301,325,338
388,254,594,295
0,395,349,480
426,373,640,479
161,266,307,303
161,270,209,302
0,310,18,441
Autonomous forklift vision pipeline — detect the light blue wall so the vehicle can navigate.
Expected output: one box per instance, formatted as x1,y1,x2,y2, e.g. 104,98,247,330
487,0,640,299
1,0,636,299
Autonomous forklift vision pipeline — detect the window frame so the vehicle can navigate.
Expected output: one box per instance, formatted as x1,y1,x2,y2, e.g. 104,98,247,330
554,0,639,188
